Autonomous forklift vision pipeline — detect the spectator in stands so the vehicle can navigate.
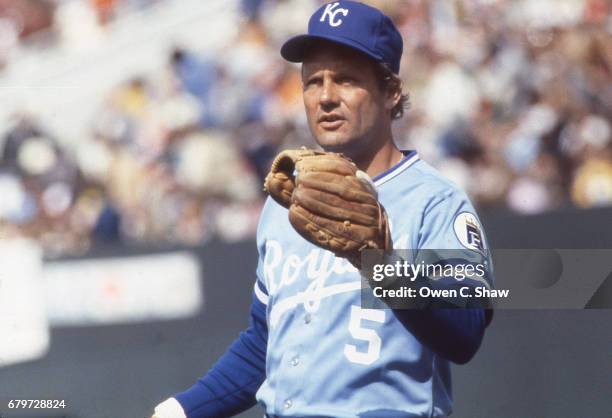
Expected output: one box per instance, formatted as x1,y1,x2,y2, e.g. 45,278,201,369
1,0,610,256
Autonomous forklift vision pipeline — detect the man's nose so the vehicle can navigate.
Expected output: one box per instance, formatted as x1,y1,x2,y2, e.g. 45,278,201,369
319,78,339,109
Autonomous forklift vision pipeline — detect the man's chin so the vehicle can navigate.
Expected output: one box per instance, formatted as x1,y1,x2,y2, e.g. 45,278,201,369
314,134,354,151
315,135,374,162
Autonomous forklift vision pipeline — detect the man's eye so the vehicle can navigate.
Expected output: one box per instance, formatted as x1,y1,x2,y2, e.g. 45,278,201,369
305,78,321,87
337,76,355,84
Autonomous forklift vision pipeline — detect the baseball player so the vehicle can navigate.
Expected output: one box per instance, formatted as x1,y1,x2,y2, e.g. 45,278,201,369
152,2,493,417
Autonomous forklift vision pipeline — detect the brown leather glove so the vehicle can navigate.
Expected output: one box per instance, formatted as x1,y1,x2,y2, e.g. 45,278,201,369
264,148,392,268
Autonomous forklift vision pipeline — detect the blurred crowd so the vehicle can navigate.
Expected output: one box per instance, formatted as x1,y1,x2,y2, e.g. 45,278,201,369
0,0,165,67
0,0,611,256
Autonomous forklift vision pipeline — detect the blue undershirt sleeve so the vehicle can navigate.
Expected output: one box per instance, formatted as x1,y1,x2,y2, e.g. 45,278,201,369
393,308,490,364
174,291,268,418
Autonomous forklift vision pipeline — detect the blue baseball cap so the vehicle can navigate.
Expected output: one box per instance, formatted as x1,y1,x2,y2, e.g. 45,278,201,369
280,1,403,74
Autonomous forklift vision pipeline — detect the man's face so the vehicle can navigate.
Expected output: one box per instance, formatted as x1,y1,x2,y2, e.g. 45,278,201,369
302,43,389,152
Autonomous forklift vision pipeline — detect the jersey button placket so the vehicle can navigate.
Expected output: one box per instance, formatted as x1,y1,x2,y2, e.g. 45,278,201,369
283,399,293,410
304,313,312,324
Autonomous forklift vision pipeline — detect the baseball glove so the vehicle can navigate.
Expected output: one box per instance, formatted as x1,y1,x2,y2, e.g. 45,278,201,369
264,148,392,268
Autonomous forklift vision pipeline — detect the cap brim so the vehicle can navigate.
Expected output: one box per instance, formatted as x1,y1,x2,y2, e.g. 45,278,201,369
280,34,383,65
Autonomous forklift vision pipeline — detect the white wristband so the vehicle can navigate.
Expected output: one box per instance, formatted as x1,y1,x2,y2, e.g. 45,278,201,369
153,398,187,418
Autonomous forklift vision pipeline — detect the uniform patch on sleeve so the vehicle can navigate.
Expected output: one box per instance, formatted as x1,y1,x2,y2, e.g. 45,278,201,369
453,212,485,253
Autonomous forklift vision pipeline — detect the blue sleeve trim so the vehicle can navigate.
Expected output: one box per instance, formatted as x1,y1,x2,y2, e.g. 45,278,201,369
254,280,269,305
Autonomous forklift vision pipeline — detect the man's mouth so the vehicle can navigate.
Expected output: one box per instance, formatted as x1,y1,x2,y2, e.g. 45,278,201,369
318,114,345,130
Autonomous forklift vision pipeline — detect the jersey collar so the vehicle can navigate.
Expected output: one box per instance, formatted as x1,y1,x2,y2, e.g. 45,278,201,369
372,150,419,187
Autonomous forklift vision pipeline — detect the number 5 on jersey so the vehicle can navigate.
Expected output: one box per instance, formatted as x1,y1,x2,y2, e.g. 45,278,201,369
344,305,386,365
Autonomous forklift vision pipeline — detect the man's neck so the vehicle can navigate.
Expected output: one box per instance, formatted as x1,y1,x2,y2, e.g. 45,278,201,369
351,139,404,179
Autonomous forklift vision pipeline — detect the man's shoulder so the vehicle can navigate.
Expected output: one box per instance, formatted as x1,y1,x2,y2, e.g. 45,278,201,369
256,197,289,240
387,158,471,205
414,159,464,190
260,195,286,216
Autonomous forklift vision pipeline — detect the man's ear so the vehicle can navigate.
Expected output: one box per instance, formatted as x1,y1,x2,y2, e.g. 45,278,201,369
384,80,403,112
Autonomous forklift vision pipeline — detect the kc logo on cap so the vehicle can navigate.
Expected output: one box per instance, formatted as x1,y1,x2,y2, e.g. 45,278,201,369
281,0,404,74
319,2,350,27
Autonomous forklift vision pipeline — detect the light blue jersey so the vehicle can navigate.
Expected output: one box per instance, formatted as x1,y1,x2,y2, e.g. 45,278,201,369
253,151,493,417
